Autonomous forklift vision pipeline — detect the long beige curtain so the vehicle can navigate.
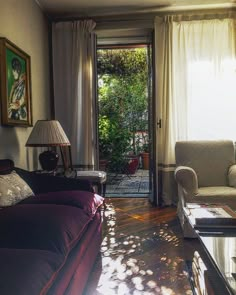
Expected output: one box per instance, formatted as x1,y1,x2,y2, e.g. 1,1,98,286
155,16,178,206
155,14,236,205
52,20,97,168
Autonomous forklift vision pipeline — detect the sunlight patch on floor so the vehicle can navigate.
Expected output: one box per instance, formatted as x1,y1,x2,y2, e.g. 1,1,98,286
95,204,192,295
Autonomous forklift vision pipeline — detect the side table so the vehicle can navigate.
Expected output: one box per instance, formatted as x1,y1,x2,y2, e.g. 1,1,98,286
75,170,107,198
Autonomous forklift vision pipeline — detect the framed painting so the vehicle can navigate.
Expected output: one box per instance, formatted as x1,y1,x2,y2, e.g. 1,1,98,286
0,38,32,126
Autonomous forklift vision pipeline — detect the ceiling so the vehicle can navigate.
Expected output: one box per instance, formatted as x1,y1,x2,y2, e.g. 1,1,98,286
36,0,236,18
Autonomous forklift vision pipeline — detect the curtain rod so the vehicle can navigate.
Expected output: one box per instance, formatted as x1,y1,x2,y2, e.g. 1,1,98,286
49,12,156,24
49,7,236,23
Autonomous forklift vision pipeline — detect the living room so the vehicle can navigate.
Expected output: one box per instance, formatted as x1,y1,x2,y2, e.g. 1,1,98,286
1,0,236,294
1,1,236,199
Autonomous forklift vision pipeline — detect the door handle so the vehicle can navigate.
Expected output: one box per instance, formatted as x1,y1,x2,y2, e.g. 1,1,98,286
157,119,162,128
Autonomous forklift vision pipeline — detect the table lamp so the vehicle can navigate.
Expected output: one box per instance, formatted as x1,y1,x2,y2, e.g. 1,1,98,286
26,120,72,171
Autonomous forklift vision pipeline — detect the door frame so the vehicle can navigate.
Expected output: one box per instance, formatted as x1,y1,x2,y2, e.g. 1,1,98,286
96,37,158,200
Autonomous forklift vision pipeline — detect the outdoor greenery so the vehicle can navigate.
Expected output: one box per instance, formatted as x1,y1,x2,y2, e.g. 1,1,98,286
97,47,149,172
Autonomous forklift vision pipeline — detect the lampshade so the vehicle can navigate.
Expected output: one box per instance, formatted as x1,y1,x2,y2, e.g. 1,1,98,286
26,120,70,147
26,120,72,172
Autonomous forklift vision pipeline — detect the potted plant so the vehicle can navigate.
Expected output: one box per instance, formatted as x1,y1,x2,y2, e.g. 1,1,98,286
140,141,149,170
125,153,140,174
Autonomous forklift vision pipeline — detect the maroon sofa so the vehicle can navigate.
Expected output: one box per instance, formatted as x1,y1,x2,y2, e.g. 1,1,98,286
0,159,104,295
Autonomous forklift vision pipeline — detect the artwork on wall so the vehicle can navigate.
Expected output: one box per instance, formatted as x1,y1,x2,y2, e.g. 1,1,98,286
0,38,32,127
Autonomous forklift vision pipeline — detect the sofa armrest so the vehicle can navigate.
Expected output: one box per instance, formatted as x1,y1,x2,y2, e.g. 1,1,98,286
174,166,198,196
228,164,236,187
0,159,14,174
14,167,94,194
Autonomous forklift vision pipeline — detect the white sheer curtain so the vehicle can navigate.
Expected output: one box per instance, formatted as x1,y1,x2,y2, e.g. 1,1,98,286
52,20,97,168
173,17,236,140
155,14,236,205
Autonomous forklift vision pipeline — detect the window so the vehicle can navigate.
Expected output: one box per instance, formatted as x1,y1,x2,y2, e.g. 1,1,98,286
187,59,236,139
172,18,236,141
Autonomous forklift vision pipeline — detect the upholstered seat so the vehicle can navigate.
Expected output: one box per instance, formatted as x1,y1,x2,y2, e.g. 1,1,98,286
175,140,236,237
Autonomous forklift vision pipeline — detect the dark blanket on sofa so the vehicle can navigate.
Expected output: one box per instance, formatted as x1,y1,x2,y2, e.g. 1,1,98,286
0,190,104,295
0,204,92,256
0,248,64,295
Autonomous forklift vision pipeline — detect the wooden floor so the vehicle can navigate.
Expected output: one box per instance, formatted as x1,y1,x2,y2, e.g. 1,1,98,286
84,198,203,295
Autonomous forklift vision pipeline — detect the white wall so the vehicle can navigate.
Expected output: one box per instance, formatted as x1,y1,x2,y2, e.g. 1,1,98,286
0,0,50,169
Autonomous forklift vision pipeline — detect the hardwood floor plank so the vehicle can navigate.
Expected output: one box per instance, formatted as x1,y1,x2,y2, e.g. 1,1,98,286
84,198,200,295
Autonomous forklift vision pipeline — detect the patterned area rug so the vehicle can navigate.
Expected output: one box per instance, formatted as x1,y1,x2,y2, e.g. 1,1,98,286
106,172,150,196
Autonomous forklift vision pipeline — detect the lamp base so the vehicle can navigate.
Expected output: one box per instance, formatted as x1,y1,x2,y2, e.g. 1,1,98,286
39,150,59,171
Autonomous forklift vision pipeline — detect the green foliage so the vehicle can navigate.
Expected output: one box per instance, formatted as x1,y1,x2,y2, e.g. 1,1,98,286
98,48,149,172
97,49,148,77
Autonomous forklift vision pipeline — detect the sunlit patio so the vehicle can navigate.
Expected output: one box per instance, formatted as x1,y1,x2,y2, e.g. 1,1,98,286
105,169,150,197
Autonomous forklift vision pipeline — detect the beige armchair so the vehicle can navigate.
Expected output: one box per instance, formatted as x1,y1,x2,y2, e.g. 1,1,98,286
175,140,236,237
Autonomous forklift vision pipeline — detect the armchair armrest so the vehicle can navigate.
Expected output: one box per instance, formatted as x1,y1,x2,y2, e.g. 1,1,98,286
228,164,236,187
14,167,94,194
174,166,198,196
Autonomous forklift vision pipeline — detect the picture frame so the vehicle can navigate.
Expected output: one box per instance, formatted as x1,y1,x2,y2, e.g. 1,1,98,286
0,38,32,127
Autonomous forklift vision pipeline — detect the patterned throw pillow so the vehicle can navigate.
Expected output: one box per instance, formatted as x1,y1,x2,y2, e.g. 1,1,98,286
0,171,34,207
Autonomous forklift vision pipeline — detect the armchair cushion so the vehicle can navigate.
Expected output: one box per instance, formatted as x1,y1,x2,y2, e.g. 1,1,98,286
228,164,236,187
191,187,236,211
